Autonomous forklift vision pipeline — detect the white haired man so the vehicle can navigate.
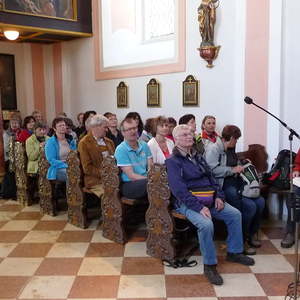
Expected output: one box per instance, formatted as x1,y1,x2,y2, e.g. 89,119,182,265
78,114,115,199
165,124,254,285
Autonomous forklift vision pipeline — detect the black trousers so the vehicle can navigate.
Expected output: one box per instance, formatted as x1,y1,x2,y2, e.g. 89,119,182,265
121,179,147,199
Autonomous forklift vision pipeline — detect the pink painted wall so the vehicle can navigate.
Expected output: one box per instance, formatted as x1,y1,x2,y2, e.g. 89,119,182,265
53,43,63,115
244,0,270,147
31,44,46,118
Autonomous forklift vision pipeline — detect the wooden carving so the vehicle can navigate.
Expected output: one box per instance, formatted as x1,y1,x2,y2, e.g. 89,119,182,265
197,0,221,67
14,142,31,206
8,135,16,173
66,150,87,229
38,148,55,215
146,164,175,261
101,155,125,244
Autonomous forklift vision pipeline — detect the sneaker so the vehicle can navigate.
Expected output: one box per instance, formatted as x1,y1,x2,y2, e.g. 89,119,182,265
248,237,262,248
281,232,295,248
204,264,223,285
226,253,255,266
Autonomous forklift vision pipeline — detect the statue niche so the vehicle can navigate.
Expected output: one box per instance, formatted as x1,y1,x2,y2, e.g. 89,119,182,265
197,0,221,68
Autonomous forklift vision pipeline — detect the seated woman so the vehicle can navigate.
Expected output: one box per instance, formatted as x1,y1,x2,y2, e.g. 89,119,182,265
78,114,115,199
45,117,76,182
104,112,123,147
147,116,174,164
166,117,177,142
1,116,21,199
26,123,49,175
17,116,36,143
25,123,49,200
204,125,265,255
199,115,220,147
78,110,97,140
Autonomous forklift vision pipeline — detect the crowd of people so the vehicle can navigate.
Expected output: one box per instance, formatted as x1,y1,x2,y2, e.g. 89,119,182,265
2,109,300,286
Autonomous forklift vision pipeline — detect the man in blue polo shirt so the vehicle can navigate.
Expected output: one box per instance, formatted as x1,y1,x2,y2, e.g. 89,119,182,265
115,117,153,199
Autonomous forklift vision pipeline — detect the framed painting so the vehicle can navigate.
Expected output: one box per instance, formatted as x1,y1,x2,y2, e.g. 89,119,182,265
1,0,77,21
147,78,160,107
0,54,17,111
117,81,128,108
182,75,199,106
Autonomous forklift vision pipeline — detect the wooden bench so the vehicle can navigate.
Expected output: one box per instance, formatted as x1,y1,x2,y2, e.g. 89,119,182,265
145,163,199,262
101,155,146,244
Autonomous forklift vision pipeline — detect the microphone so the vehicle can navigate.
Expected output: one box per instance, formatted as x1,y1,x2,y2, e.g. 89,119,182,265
244,96,253,104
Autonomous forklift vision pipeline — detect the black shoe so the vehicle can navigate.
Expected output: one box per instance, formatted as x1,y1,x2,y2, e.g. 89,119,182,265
248,237,262,248
226,253,255,266
281,232,295,248
204,264,223,285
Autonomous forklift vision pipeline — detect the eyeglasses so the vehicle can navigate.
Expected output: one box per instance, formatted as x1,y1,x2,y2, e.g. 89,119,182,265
123,126,138,132
178,133,193,138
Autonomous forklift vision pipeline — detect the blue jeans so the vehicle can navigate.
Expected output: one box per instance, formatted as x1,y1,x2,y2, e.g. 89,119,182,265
223,177,265,239
176,202,243,265
56,168,67,182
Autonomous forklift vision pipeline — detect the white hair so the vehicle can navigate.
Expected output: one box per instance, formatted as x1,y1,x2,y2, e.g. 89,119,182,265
89,114,109,128
172,124,190,140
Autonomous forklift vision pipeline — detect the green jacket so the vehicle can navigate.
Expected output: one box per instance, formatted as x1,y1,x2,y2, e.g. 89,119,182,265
25,134,49,174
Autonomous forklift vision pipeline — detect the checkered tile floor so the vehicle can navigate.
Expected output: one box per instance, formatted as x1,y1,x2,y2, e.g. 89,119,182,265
0,199,297,299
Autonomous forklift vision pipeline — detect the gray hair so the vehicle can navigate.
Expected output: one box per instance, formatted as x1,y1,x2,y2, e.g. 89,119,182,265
172,124,190,140
89,114,109,128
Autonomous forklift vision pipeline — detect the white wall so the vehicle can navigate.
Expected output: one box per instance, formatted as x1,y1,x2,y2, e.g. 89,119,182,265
280,0,300,152
61,0,246,150
0,42,34,117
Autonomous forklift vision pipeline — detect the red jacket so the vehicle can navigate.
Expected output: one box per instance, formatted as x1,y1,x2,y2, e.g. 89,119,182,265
17,129,32,143
294,149,300,172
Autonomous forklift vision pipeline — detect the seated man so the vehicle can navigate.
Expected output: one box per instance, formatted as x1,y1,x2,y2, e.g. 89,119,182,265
115,117,153,199
165,124,254,286
78,114,115,200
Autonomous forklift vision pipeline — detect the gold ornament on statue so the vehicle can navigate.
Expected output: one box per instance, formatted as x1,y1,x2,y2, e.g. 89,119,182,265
197,0,221,68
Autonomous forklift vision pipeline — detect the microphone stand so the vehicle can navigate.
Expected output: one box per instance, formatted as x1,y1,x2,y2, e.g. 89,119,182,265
244,99,300,299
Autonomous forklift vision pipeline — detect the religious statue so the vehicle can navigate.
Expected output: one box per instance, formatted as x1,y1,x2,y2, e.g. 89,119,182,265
197,0,221,68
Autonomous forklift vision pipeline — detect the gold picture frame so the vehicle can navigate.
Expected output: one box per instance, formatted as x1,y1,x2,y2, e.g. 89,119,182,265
117,81,128,108
147,78,160,107
1,0,77,21
183,75,199,106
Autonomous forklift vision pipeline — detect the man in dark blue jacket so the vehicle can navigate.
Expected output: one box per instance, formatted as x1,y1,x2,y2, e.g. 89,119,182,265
165,124,254,285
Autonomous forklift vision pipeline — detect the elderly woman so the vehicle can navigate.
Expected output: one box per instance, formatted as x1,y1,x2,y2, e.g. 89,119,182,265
26,123,49,175
147,116,174,164
78,114,115,198
204,125,265,255
45,117,76,182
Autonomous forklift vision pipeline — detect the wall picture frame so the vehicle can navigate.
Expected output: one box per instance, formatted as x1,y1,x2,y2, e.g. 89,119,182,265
1,0,77,21
147,78,160,107
182,75,199,106
117,81,128,108
0,54,17,111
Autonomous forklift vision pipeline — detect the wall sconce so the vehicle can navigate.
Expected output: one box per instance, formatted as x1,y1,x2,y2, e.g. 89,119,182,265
3,30,20,41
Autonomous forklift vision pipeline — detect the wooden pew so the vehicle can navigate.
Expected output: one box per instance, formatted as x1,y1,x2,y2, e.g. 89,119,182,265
101,155,145,244
14,141,31,206
66,150,87,228
38,148,56,215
